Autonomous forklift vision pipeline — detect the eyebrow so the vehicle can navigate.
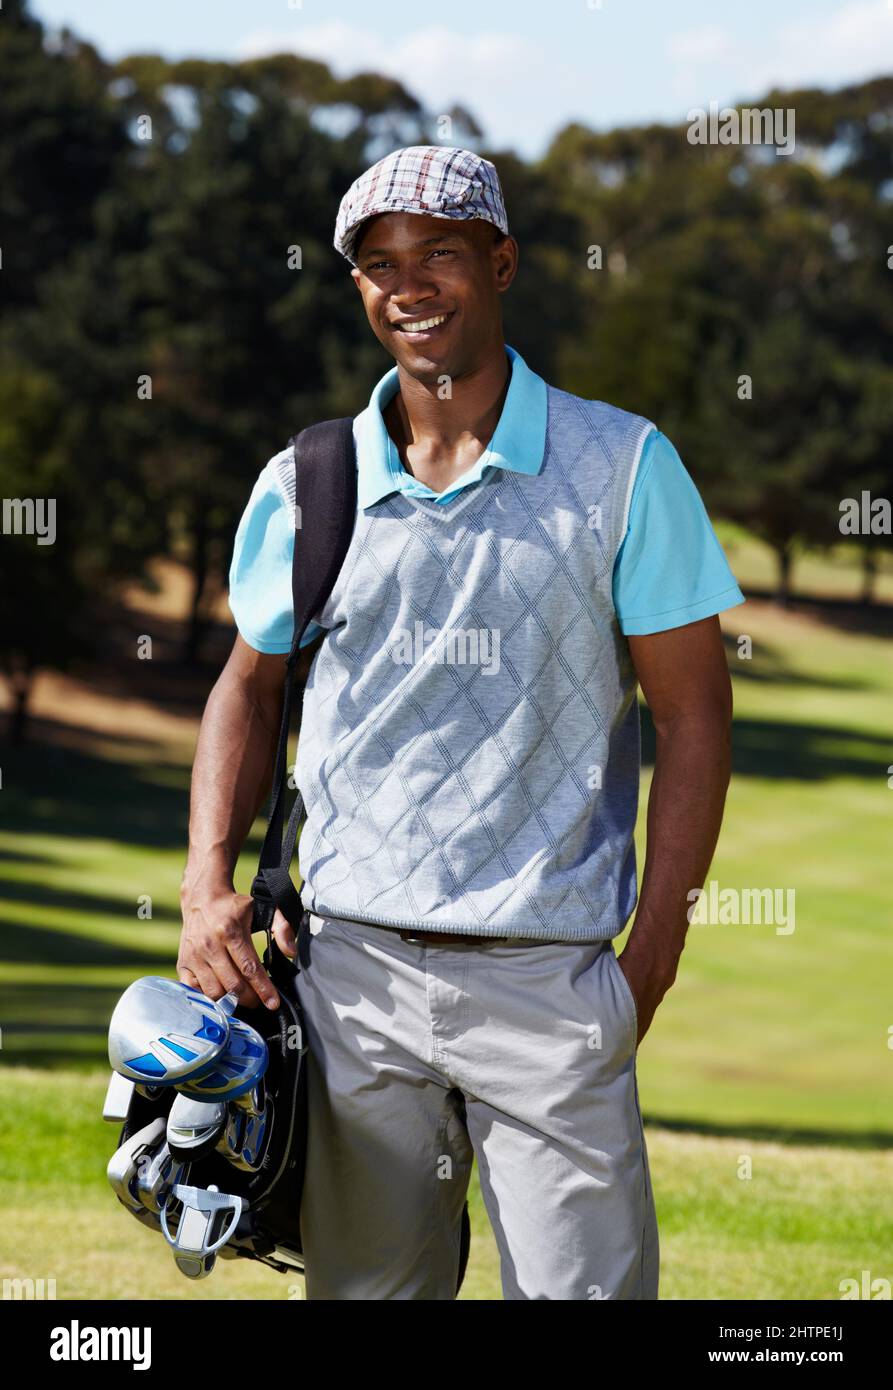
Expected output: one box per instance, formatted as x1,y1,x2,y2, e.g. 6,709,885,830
359,233,463,259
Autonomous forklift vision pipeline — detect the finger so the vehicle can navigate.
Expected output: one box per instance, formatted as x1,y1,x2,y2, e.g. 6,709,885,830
271,909,297,960
224,931,280,1011
183,922,256,1005
179,911,237,1002
184,957,231,1003
201,934,266,1009
229,978,265,1010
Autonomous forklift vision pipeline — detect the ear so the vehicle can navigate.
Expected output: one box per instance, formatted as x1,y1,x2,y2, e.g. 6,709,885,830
350,267,363,292
494,235,519,293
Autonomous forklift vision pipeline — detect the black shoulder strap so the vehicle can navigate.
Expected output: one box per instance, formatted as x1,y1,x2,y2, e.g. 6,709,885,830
251,417,357,941
289,418,358,664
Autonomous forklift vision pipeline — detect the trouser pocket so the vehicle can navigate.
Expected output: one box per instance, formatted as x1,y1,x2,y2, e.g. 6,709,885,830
605,942,638,1052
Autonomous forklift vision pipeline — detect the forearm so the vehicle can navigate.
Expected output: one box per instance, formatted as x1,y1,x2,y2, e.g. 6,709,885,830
182,669,283,896
626,708,732,980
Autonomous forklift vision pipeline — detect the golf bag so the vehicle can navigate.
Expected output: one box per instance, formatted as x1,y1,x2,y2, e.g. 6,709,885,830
107,417,471,1291
108,949,307,1277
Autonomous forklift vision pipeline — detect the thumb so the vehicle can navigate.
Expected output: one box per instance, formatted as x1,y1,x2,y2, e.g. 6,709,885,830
271,908,298,960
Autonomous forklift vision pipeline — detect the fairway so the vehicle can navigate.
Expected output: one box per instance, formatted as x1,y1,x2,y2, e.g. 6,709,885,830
0,547,891,1300
1,1069,889,1301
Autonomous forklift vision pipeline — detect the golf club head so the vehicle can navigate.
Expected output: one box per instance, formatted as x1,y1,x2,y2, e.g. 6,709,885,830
107,1117,167,1213
160,1183,245,1279
136,1140,186,1215
219,1091,272,1172
108,978,233,1086
174,1016,268,1102
232,1078,266,1117
102,1071,137,1122
167,1093,227,1162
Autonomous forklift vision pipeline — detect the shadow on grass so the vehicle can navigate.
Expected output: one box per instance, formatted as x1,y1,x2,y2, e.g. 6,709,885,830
0,725,272,853
0,920,175,967
729,717,890,780
0,736,190,849
1,983,133,1033
1,1043,891,1157
0,975,177,1069
0,1049,113,1070
640,705,889,780
0,882,180,923
643,1111,893,1152
740,589,893,639
721,632,874,690
1,703,888,867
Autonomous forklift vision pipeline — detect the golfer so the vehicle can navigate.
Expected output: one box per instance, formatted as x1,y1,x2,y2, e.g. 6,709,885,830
179,146,745,1300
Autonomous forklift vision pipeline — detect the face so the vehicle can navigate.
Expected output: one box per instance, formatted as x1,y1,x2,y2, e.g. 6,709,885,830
350,212,518,382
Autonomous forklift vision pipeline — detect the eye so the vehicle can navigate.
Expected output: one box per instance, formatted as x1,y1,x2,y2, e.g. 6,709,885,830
429,248,454,259
366,260,393,272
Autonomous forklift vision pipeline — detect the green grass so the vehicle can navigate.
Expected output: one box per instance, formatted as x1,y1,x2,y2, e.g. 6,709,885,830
1,1069,888,1300
0,544,890,1297
625,597,893,1140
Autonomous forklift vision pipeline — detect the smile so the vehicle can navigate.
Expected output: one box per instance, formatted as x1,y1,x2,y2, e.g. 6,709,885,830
393,312,453,334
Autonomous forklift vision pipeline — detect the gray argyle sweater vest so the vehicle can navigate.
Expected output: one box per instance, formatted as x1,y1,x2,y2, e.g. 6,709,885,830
295,386,657,940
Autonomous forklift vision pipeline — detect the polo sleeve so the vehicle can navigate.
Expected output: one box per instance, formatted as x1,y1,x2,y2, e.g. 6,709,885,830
227,453,322,654
613,430,745,635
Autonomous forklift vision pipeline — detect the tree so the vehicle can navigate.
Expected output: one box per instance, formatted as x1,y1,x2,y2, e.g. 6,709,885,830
0,1,142,737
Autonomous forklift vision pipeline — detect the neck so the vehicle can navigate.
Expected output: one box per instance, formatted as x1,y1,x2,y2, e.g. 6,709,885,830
384,342,511,492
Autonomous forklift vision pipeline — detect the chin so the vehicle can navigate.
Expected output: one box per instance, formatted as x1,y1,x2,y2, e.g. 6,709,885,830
396,342,452,376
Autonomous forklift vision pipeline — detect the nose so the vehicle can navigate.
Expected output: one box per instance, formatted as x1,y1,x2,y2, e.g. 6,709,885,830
390,262,439,307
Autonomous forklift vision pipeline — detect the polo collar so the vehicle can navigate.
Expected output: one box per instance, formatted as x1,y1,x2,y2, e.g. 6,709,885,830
355,343,547,509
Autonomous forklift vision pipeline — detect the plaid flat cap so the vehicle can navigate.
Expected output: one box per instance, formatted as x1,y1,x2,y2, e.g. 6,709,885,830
334,145,509,265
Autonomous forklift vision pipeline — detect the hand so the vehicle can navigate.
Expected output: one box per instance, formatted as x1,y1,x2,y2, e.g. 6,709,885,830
616,945,675,1047
178,874,297,1010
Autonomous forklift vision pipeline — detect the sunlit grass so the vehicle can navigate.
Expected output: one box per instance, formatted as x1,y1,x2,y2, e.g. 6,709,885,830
0,543,890,1297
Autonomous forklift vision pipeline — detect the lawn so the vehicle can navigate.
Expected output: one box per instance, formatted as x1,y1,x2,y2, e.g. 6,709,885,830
1,1068,889,1301
0,547,890,1299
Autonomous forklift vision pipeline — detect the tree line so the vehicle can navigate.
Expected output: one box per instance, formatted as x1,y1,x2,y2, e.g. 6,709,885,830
1,0,891,737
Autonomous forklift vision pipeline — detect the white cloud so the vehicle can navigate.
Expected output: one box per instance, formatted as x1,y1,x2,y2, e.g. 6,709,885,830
668,1,893,108
760,0,893,89
237,22,546,142
236,6,893,158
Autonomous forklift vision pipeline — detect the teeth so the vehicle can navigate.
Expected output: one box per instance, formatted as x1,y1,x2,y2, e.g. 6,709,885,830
400,314,448,333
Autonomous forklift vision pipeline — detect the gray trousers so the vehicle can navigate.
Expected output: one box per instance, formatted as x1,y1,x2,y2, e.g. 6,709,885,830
295,911,659,1300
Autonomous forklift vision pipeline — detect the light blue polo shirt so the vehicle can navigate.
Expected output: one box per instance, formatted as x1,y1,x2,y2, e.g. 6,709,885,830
229,344,744,652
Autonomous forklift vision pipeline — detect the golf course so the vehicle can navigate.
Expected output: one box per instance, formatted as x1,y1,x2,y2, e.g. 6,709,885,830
0,534,890,1301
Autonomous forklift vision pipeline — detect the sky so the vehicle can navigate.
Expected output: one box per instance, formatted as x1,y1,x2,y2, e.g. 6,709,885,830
32,0,893,158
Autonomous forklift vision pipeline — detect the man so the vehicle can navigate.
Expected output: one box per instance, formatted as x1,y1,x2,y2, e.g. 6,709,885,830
179,146,745,1300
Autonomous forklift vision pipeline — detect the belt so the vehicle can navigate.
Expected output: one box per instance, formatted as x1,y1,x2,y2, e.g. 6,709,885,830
305,912,509,946
397,929,509,945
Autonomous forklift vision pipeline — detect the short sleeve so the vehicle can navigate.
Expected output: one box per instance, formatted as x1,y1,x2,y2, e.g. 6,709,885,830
613,430,745,635
227,449,322,654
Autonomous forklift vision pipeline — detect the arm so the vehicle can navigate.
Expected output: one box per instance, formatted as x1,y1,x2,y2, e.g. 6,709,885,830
621,614,733,1043
178,633,297,1010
